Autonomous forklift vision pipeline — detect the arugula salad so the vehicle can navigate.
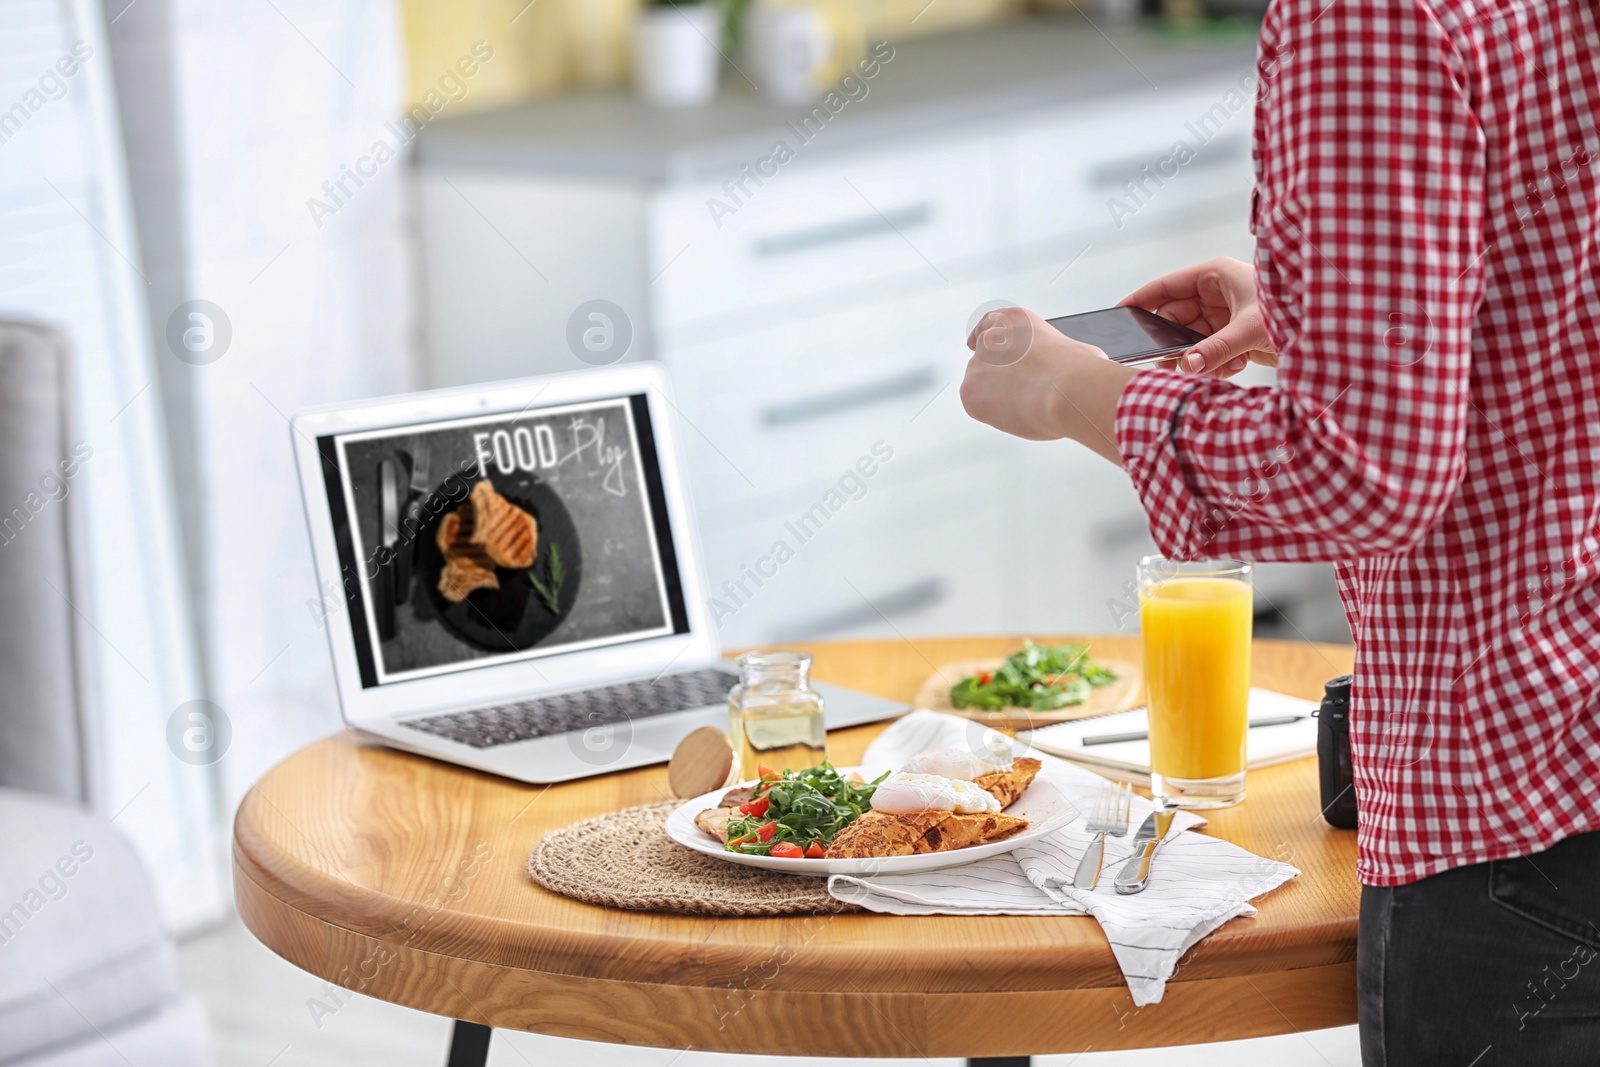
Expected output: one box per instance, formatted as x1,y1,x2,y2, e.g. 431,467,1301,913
949,640,1119,711
724,762,890,859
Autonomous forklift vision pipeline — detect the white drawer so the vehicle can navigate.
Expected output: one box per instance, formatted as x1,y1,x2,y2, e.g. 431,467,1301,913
662,280,1009,507
1008,80,1255,250
650,133,1001,330
1007,219,1255,318
698,462,1018,646
670,366,987,517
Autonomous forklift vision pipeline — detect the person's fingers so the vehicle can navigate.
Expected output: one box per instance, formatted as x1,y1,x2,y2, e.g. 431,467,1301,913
1211,356,1249,379
969,307,1037,367
1120,285,1234,338
1179,314,1266,374
1131,297,1210,329
967,314,992,351
1121,257,1251,312
967,308,1009,349
1119,274,1196,313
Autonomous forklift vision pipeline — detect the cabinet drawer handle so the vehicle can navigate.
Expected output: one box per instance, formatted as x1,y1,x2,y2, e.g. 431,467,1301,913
760,366,938,427
1093,513,1152,552
1086,135,1247,191
783,577,947,639
752,202,934,257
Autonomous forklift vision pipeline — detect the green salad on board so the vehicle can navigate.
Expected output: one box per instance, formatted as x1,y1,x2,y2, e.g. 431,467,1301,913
949,640,1119,711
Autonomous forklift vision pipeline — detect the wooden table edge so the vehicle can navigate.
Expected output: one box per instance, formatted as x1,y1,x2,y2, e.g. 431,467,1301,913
236,861,1357,1056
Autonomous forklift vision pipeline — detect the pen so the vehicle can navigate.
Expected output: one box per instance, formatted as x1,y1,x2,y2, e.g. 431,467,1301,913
1080,714,1309,747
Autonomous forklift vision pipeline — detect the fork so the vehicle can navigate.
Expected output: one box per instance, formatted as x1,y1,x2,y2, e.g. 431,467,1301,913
1071,780,1132,889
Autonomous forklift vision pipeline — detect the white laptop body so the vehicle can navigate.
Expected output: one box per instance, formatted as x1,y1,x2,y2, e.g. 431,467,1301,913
290,362,903,784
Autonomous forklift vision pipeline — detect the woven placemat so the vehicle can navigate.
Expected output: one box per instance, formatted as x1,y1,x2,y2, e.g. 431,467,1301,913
527,800,861,916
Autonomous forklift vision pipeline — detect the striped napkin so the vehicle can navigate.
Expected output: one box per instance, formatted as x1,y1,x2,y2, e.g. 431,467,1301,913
828,711,1300,1006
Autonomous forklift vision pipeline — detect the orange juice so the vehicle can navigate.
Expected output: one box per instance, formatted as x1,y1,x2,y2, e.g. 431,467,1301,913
1140,576,1253,783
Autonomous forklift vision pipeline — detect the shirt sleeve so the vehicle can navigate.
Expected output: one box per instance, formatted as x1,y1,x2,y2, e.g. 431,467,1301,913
1114,0,1486,564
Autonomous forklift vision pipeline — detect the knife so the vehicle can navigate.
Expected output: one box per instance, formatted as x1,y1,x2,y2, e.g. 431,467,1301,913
1114,807,1176,895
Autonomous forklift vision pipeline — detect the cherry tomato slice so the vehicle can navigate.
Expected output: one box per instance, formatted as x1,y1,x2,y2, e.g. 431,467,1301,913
804,841,825,859
758,763,779,780
756,821,777,842
745,795,770,817
769,842,803,859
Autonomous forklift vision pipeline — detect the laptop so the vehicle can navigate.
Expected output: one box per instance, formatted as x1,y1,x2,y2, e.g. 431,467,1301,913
290,362,905,784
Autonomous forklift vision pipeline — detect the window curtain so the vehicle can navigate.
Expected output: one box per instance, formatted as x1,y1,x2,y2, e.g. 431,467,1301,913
0,0,224,930
102,0,415,845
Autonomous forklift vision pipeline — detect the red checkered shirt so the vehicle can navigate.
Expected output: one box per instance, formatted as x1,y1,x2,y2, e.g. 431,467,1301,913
1114,0,1600,885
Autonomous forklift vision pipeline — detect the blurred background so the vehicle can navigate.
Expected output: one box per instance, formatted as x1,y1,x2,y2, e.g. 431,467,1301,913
0,0,1352,1063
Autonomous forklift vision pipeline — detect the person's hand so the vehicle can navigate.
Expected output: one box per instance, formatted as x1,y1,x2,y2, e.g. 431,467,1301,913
1119,257,1276,378
961,306,1133,463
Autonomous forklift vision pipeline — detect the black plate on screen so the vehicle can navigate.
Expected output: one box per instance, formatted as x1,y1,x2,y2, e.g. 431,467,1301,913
417,472,583,652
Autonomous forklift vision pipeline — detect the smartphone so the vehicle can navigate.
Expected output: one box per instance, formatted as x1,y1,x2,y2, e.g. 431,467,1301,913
1045,306,1207,366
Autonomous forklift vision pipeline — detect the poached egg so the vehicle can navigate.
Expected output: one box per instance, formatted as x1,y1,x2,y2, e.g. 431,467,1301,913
899,733,1015,782
870,772,1001,815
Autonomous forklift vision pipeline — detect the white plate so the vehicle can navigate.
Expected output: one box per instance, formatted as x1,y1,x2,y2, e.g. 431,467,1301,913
664,768,1080,876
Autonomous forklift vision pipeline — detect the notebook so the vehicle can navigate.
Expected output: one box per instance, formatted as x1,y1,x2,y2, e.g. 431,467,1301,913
1019,689,1320,786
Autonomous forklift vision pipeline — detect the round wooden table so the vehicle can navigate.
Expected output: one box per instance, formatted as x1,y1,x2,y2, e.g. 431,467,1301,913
233,635,1358,1064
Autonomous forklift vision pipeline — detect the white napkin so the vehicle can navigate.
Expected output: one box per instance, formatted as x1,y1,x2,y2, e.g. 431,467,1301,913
830,711,1300,1006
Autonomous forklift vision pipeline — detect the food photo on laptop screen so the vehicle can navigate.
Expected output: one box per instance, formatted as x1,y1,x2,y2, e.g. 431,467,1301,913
318,393,690,688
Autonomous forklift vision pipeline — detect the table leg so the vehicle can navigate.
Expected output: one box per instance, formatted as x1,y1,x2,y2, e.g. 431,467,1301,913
441,1025,1025,1067
446,1020,492,1067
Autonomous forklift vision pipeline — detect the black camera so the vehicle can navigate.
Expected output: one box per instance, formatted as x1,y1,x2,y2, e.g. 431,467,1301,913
1315,675,1359,830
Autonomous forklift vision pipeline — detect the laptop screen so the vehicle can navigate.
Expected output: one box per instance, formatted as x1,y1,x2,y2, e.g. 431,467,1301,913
316,392,690,688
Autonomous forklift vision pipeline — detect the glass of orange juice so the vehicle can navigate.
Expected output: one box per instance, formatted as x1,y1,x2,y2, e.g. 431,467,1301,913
1138,557,1253,808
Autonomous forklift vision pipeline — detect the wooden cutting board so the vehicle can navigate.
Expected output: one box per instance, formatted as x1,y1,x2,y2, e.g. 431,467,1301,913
911,655,1144,731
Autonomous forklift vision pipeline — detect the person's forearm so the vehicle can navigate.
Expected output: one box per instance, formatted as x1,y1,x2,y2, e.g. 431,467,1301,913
1044,356,1138,468
1118,366,1470,562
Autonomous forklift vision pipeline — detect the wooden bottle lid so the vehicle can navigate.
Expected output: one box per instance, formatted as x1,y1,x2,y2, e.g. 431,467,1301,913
667,726,737,798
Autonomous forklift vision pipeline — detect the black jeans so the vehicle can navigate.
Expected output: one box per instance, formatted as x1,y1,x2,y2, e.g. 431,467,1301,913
1359,829,1600,1066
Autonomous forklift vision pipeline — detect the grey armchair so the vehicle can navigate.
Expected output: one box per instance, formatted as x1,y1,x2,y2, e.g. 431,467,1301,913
0,789,210,1066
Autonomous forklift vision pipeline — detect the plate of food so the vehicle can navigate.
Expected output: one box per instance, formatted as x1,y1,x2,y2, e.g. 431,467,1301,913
664,749,1079,876
416,474,582,651
912,641,1143,729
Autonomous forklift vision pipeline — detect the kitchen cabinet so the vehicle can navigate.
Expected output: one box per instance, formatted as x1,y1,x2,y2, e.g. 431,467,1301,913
415,19,1346,648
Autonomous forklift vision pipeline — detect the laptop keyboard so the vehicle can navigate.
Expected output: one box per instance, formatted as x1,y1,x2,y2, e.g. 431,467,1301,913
399,667,740,750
